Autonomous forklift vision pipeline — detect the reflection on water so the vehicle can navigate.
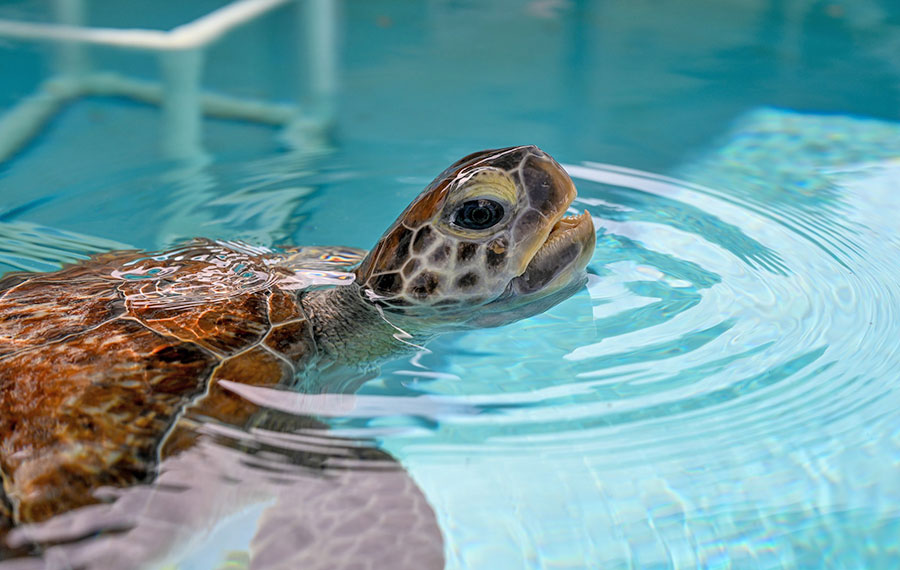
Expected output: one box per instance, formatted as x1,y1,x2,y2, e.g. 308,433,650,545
0,0,898,566
4,421,443,570
0,219,129,273
1,108,900,568
109,239,358,309
362,110,900,569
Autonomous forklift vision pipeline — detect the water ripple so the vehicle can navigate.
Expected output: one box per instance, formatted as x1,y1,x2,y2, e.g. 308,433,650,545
3,105,899,567
110,239,359,310
0,219,130,272
347,123,900,502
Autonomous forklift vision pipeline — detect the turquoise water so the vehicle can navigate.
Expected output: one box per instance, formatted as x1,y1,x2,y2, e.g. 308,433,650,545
2,1,900,568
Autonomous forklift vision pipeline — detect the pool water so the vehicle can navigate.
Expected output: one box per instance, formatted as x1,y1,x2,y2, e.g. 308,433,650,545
2,1,900,568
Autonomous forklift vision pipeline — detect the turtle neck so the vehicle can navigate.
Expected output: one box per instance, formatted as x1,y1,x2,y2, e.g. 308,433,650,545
299,284,433,369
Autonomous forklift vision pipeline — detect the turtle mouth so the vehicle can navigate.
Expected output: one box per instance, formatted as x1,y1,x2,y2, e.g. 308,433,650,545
543,210,594,252
530,210,595,269
514,209,595,294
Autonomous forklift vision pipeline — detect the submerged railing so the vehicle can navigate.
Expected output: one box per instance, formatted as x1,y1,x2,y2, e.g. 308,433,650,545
0,0,336,162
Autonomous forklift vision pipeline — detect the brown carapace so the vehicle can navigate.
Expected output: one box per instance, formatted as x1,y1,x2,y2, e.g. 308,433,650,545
0,242,317,526
0,146,595,552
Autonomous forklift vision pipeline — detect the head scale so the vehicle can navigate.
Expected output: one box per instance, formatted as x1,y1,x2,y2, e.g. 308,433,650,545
355,145,595,329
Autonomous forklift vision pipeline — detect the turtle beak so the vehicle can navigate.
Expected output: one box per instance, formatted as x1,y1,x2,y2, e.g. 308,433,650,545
506,148,595,296
469,206,594,329
512,210,595,295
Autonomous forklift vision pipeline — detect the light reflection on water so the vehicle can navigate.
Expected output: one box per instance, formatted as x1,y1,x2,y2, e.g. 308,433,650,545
355,111,900,568
1,109,900,568
0,0,899,564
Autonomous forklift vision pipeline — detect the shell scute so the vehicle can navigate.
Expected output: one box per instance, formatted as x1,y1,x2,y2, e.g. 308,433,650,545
161,346,295,458
267,288,304,323
264,320,315,362
126,288,272,356
212,346,293,393
0,318,217,523
0,275,125,357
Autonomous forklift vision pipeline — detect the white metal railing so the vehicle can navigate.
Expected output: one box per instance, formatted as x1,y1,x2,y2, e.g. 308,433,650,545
0,0,336,162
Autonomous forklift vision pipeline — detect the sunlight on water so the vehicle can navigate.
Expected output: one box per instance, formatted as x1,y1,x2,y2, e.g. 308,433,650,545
109,240,358,310
1,0,900,564
1,101,899,569
344,110,900,569
0,219,129,273
1,106,899,568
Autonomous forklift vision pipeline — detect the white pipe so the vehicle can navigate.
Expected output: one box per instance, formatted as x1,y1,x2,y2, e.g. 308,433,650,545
0,20,172,50
0,79,80,163
0,73,301,164
159,49,205,159
0,0,293,51
0,0,308,162
52,0,88,76
167,0,293,50
281,0,336,150
306,0,336,110
81,73,297,124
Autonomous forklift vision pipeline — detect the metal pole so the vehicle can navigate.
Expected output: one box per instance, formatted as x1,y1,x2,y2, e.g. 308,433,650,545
52,0,88,77
283,0,337,150
159,48,205,160
307,0,337,121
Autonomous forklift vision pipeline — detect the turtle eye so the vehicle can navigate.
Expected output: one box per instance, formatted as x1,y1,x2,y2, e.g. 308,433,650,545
453,199,505,230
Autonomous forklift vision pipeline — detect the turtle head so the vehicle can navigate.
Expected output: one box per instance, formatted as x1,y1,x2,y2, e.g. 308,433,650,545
355,145,595,329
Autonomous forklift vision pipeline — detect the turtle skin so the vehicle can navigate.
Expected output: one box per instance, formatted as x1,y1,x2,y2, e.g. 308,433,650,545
0,241,322,528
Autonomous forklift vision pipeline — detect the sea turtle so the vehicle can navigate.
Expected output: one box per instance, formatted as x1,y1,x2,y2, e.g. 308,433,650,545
0,145,595,567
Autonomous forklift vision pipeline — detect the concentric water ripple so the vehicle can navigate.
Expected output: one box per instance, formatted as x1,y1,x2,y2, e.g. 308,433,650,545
348,113,900,467
2,108,899,568
311,112,900,568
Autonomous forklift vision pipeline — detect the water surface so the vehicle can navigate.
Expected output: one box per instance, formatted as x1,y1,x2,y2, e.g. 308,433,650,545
1,1,900,568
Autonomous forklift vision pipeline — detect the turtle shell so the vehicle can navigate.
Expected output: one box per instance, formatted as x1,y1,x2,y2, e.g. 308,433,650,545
0,240,364,527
